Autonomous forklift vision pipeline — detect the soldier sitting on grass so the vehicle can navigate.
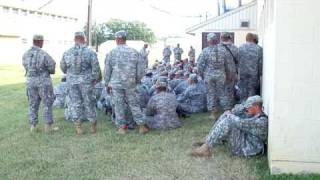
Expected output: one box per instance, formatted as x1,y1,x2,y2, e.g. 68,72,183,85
191,95,268,157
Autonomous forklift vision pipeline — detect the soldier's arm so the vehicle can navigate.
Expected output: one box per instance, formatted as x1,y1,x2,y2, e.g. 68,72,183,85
22,52,28,71
60,53,67,74
136,51,144,83
45,53,56,74
258,47,263,77
145,97,155,116
196,52,205,77
91,51,102,82
230,114,268,137
104,53,112,86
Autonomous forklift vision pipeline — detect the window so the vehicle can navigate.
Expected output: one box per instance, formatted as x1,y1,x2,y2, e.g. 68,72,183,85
240,21,250,28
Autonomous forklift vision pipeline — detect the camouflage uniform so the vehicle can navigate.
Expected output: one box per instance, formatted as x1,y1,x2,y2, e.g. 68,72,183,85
173,46,183,62
146,91,181,130
188,47,195,63
173,80,188,95
219,41,239,107
197,44,230,111
205,101,268,156
22,45,56,125
177,83,207,113
53,81,67,108
141,75,153,90
140,47,149,68
60,44,102,123
162,47,172,63
104,43,146,128
238,42,263,101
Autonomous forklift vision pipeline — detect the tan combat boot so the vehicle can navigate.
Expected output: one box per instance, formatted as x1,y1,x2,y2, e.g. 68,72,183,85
116,127,126,135
44,124,52,133
91,122,97,134
75,122,84,135
138,125,149,134
191,143,213,157
30,124,36,133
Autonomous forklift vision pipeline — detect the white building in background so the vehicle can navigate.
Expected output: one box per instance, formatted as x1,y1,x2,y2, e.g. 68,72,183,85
258,0,320,174
0,3,81,64
185,0,257,58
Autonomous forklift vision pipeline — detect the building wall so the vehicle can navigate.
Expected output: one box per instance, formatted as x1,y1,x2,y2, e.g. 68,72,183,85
258,0,320,174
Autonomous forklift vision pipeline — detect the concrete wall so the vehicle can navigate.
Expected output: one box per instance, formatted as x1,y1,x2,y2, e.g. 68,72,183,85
258,0,320,174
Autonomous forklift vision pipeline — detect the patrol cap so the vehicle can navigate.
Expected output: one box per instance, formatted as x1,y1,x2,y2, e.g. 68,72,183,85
175,70,184,75
189,74,198,82
155,76,168,88
207,33,217,41
244,95,263,109
115,30,127,38
33,34,44,41
74,31,85,37
160,70,168,76
221,32,232,39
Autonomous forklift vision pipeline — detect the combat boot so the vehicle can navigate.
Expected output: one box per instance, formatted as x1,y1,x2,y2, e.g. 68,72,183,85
191,143,213,157
75,122,84,135
30,124,36,133
210,109,220,121
138,125,149,134
44,124,52,133
91,122,97,134
116,127,126,135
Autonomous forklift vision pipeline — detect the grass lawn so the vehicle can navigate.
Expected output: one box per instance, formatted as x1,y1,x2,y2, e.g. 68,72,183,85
0,65,319,180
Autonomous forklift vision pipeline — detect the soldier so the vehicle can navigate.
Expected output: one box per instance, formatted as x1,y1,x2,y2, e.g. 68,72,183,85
140,43,149,68
197,33,231,120
238,33,263,102
188,46,195,63
253,33,263,96
162,45,172,63
173,43,183,62
146,77,181,130
168,70,184,90
191,96,268,157
104,30,149,135
53,75,67,108
173,72,189,95
141,69,153,90
22,34,56,133
219,32,239,107
177,74,207,114
60,31,102,134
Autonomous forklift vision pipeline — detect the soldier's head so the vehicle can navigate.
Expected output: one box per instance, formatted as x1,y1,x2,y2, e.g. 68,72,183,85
207,33,218,46
144,44,148,49
74,31,86,45
115,30,127,45
184,72,190,80
155,77,168,92
175,70,184,79
61,75,67,82
190,46,193,49
177,43,180,47
146,69,153,77
253,34,259,44
244,95,263,115
220,32,232,43
33,34,44,48
246,33,255,43
188,74,198,84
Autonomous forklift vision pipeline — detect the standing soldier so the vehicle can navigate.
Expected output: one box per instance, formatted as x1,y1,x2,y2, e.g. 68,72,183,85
219,32,239,107
188,46,195,63
197,33,230,120
104,30,149,135
23,34,56,133
140,43,149,68
173,43,183,62
60,32,102,135
162,45,172,63
238,33,263,101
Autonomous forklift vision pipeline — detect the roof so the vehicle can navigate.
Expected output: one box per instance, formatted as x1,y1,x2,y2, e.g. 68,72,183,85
186,1,257,35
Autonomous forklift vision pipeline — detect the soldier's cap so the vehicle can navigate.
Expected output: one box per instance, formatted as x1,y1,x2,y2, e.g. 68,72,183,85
207,33,217,41
189,74,198,81
221,32,232,39
160,70,168,76
74,31,85,37
33,34,44,41
244,95,263,109
175,70,184,75
115,30,127,38
155,76,168,88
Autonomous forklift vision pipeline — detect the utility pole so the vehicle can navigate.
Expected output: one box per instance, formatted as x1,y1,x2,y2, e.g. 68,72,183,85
87,0,92,46
217,0,220,16
238,0,242,7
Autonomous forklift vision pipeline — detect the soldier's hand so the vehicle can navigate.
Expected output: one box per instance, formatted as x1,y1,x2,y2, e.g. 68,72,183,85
107,86,112,94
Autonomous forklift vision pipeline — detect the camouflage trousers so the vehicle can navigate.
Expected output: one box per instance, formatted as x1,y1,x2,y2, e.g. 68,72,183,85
112,88,146,128
224,80,236,109
26,79,54,125
205,77,229,111
239,76,259,102
163,56,170,63
68,83,96,123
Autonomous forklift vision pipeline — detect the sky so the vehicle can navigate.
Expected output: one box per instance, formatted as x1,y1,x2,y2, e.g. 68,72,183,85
0,0,253,37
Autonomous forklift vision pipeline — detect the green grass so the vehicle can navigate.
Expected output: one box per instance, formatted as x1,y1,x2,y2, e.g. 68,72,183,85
0,65,319,180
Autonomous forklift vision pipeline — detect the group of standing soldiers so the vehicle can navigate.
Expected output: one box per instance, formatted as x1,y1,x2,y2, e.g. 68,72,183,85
23,30,267,158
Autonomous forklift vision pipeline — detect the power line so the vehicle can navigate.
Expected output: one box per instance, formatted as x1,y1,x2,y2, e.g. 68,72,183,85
38,0,54,10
